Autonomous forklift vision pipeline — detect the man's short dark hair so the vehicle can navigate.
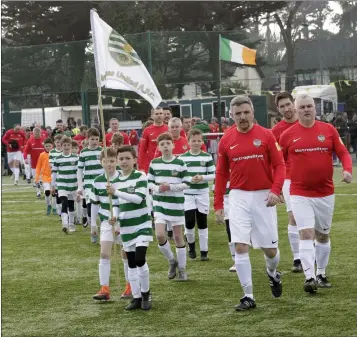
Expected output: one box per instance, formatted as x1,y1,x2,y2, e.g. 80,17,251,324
56,119,63,124
275,92,294,107
181,115,191,121
163,106,172,112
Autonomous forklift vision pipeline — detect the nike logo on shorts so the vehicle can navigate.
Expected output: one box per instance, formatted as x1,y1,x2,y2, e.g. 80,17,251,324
272,240,278,244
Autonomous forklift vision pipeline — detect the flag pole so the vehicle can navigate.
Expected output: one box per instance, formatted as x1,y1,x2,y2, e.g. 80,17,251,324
98,87,121,290
218,34,222,132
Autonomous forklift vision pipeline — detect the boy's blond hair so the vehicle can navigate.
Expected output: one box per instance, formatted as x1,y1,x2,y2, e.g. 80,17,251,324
60,136,71,145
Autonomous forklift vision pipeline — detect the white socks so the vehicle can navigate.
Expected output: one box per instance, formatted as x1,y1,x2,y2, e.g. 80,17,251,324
176,246,187,269
99,258,110,286
61,213,68,227
235,253,253,299
288,225,300,260
299,240,315,279
315,240,331,276
13,167,19,181
264,249,280,279
137,263,150,293
122,258,129,282
45,195,51,206
229,242,235,261
158,240,174,261
128,267,141,298
68,211,75,225
185,228,195,244
198,228,208,252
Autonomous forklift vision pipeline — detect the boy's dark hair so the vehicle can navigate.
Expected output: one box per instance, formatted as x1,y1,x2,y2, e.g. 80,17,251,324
111,133,124,145
54,134,63,142
157,132,173,143
87,127,100,138
187,128,203,140
117,145,137,158
71,140,79,148
44,138,53,145
60,136,71,145
79,125,88,132
100,147,118,160
275,92,294,107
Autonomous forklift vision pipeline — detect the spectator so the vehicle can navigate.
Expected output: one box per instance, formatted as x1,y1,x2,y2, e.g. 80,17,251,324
51,119,73,138
163,106,172,124
181,116,192,136
349,115,357,155
333,112,349,146
45,126,52,135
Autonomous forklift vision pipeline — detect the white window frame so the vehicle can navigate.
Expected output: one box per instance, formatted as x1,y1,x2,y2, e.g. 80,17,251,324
180,104,192,118
201,102,213,120
212,100,227,118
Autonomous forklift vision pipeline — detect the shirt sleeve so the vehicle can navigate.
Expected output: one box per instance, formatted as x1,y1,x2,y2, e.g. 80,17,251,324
331,125,353,174
267,132,286,195
23,141,31,159
203,157,216,181
138,129,149,171
214,139,230,211
1,131,9,145
91,181,100,204
123,132,130,145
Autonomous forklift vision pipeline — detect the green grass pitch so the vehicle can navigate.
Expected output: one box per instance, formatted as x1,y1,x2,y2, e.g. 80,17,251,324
2,166,357,337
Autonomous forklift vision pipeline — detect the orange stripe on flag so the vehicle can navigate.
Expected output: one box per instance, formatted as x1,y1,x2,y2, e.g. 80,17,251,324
242,47,256,65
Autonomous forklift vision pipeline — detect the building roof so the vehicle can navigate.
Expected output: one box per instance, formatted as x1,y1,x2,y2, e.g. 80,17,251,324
279,37,357,72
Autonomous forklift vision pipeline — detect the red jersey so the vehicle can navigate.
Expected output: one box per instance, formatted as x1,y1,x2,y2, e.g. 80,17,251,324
2,129,26,152
73,134,87,152
129,129,139,146
214,124,286,211
208,123,220,140
23,137,45,168
180,129,186,138
272,119,298,179
138,123,169,172
105,131,130,147
279,121,352,198
40,130,48,139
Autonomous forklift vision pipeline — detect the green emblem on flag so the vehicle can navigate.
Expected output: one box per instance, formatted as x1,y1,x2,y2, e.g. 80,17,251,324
108,30,142,67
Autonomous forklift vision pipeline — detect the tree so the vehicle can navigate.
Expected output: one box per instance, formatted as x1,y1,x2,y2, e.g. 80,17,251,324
333,1,357,37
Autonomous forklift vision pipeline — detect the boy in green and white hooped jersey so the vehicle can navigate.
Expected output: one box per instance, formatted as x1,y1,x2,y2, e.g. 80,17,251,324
107,145,153,311
51,136,78,233
179,129,215,261
148,132,190,281
49,134,63,216
91,147,121,302
77,128,104,240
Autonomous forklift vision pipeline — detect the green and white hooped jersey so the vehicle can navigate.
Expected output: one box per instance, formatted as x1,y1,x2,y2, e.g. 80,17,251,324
49,149,62,166
91,172,120,222
117,170,153,247
179,150,215,195
148,157,190,221
52,154,79,192
78,146,104,190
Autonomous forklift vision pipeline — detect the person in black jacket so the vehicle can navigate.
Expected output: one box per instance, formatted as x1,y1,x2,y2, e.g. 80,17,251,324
349,114,357,154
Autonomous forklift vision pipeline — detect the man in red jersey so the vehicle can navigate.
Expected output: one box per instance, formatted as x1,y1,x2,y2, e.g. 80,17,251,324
33,122,49,139
23,127,45,197
73,125,88,152
154,117,207,157
280,94,352,294
272,92,301,273
2,124,26,185
138,107,168,173
129,128,139,153
104,118,130,147
214,95,286,311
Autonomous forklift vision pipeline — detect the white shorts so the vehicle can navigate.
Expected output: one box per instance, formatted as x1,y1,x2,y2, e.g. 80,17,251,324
31,168,36,178
223,194,229,220
282,179,292,212
184,193,210,214
155,218,183,227
7,151,22,163
100,220,122,244
209,140,218,154
290,194,335,234
229,189,278,248
43,182,51,191
124,241,149,253
58,190,76,200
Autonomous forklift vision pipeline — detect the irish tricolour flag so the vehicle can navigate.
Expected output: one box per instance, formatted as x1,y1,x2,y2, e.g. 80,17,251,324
219,37,256,65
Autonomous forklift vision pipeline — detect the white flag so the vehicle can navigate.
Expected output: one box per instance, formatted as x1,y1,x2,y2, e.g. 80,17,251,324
90,9,162,108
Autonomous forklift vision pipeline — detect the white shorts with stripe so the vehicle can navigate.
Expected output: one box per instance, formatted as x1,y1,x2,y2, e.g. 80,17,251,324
290,194,335,234
58,190,76,200
282,179,292,212
229,189,278,249
7,151,22,163
184,193,210,214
